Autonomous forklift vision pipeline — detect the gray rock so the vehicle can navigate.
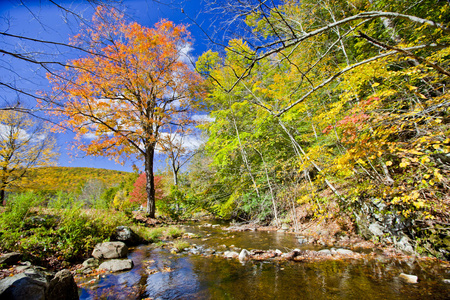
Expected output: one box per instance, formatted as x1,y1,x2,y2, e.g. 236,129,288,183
368,223,384,237
336,248,354,256
239,249,250,261
46,269,78,300
399,273,418,284
397,236,414,254
92,241,128,259
317,249,332,256
0,252,21,266
281,223,290,230
443,279,450,284
112,226,141,246
82,258,99,269
98,259,134,272
0,269,48,300
223,251,239,259
297,238,308,244
212,224,221,228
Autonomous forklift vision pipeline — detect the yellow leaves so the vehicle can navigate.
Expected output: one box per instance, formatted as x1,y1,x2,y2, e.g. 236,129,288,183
420,156,431,164
432,168,444,183
399,161,410,168
385,161,393,166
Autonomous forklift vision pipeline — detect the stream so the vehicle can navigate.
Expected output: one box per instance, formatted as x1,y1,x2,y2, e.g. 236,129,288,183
77,221,450,299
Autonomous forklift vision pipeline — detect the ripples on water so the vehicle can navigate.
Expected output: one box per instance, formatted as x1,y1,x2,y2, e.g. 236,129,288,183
78,223,450,300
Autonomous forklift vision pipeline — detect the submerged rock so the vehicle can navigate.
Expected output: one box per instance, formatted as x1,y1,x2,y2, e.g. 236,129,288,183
92,242,128,259
98,259,134,272
399,273,418,284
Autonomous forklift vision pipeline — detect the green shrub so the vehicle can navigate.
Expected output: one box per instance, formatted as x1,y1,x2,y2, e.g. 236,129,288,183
0,192,42,231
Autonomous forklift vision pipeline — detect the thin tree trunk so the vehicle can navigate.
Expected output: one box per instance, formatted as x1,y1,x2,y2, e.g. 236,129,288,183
255,149,279,227
171,162,180,212
145,145,156,218
278,120,344,201
232,117,261,198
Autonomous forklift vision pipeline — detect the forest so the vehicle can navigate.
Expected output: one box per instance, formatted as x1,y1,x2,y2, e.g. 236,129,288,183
1,0,449,264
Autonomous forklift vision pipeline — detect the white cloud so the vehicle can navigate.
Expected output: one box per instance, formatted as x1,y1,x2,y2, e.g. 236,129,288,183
178,43,194,65
192,114,215,123
0,124,31,141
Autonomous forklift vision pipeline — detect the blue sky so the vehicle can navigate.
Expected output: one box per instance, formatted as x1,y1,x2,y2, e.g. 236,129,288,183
0,0,216,173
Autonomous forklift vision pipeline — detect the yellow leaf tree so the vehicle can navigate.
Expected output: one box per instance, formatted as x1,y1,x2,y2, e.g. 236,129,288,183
0,110,59,204
47,7,204,217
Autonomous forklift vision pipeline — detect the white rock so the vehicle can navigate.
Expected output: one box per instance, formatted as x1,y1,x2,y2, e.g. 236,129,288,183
239,249,250,261
399,273,418,284
223,251,239,259
336,248,354,256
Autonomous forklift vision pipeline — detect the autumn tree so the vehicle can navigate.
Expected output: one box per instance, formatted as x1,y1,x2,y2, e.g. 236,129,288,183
129,173,164,206
0,110,59,204
47,7,204,217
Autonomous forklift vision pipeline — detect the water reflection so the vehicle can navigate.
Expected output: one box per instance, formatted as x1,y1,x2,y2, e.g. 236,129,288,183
78,225,450,299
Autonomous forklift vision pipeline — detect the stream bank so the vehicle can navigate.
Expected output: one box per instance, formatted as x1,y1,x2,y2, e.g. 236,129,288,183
75,221,450,300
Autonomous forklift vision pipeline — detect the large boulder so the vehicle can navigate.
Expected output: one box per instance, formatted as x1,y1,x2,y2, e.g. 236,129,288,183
98,259,134,272
92,242,128,259
46,269,78,300
0,269,48,300
112,226,141,246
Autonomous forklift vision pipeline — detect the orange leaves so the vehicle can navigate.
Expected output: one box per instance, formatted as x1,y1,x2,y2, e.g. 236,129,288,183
47,9,204,162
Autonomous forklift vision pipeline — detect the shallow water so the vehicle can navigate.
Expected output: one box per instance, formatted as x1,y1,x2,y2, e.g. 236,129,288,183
78,223,450,299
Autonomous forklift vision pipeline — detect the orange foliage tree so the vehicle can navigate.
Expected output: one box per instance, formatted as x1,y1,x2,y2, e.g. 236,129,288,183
129,173,164,207
47,7,204,217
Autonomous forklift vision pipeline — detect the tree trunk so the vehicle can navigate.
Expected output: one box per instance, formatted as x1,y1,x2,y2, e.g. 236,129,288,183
0,188,5,206
172,162,180,212
145,145,156,218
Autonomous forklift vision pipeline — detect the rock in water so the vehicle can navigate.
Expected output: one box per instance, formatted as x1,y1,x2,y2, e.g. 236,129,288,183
0,269,48,300
223,251,239,259
92,242,128,259
317,249,332,256
336,249,354,256
399,273,418,284
239,249,250,261
82,258,99,269
46,269,78,300
98,259,134,272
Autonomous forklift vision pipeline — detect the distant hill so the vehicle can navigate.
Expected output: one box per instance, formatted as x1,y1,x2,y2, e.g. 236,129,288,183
20,167,134,194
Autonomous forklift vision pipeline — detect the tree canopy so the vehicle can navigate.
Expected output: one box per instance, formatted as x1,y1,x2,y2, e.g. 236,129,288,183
47,6,204,217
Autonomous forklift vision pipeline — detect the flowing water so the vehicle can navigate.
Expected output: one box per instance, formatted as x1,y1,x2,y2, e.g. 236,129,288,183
78,222,450,299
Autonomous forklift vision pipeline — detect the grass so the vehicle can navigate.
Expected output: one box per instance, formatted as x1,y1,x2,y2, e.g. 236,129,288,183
171,240,190,252
0,192,188,268
0,192,131,267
